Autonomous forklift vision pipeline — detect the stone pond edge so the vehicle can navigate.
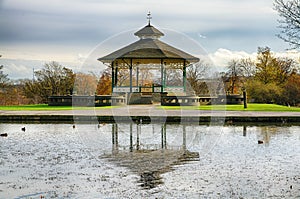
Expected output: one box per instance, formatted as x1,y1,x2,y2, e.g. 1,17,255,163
0,115,300,124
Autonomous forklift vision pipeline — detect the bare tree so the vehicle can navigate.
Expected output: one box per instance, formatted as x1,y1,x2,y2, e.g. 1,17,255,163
74,72,98,95
186,60,210,95
274,0,300,49
116,69,130,86
239,58,256,77
0,65,9,89
226,59,243,94
138,69,154,86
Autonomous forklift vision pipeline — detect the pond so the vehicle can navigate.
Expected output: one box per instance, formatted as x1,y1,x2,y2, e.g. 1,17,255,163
0,122,299,198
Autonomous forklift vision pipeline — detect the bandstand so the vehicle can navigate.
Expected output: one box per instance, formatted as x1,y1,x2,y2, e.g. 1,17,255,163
98,13,200,105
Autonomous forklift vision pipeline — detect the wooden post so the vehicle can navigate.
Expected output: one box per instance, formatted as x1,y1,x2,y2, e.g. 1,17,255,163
243,90,247,109
243,125,247,137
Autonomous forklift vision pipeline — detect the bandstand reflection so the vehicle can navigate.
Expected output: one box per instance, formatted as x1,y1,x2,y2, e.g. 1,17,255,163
102,122,199,189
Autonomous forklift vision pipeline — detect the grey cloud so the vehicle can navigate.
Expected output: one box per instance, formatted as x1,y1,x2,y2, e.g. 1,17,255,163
0,0,293,80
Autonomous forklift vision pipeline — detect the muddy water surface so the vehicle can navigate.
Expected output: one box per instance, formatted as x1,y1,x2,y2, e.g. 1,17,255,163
0,123,299,198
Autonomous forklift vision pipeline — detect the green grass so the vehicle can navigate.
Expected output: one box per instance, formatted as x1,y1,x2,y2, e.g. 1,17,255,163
0,104,114,111
0,103,300,112
162,103,300,112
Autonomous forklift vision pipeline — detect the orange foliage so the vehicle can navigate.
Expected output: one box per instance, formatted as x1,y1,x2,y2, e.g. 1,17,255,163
96,69,112,95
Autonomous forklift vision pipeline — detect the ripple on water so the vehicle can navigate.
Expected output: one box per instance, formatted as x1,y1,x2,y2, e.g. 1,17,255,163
0,123,299,198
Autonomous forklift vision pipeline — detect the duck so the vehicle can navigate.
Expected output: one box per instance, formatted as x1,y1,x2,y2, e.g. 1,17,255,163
258,140,264,144
0,133,8,137
21,127,26,132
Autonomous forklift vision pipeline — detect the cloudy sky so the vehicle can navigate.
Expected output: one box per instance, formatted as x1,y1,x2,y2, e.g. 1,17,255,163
0,0,299,79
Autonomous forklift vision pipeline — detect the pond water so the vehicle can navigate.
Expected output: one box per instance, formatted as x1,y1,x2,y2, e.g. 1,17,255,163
0,122,299,198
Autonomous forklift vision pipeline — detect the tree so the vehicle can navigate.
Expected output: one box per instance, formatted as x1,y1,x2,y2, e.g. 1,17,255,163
165,69,182,86
274,0,300,49
239,58,256,78
225,59,243,94
255,47,276,84
0,65,9,89
246,79,284,104
96,68,112,95
74,72,98,95
116,69,130,86
255,47,295,84
283,73,300,106
23,61,75,103
223,58,255,94
245,47,298,104
186,60,210,95
137,68,154,86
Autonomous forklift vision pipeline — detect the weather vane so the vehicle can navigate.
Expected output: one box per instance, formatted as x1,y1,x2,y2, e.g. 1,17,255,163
147,11,152,25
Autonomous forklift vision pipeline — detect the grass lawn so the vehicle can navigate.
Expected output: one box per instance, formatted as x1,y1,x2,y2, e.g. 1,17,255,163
0,103,299,112
163,103,300,112
0,104,114,111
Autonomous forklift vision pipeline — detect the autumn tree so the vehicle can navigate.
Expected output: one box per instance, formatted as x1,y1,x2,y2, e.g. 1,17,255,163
23,61,75,103
274,0,300,49
96,68,112,95
283,73,300,106
255,47,296,84
246,47,297,104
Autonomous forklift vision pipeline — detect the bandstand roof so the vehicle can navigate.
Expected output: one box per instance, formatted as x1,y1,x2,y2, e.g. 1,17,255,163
98,21,199,65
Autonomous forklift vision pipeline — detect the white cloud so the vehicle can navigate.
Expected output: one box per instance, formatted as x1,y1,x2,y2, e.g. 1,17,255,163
208,48,300,71
209,48,256,69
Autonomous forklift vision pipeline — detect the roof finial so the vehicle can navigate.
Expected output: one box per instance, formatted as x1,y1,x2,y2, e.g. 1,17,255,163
147,11,152,26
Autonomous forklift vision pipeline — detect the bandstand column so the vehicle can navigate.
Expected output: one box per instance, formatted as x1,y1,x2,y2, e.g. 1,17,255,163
136,66,139,88
115,67,118,86
163,64,166,90
111,62,115,93
160,59,164,92
183,60,187,92
130,59,133,93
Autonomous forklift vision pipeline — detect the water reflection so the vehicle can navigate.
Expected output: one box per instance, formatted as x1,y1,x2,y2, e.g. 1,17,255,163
1,123,300,198
102,123,199,189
